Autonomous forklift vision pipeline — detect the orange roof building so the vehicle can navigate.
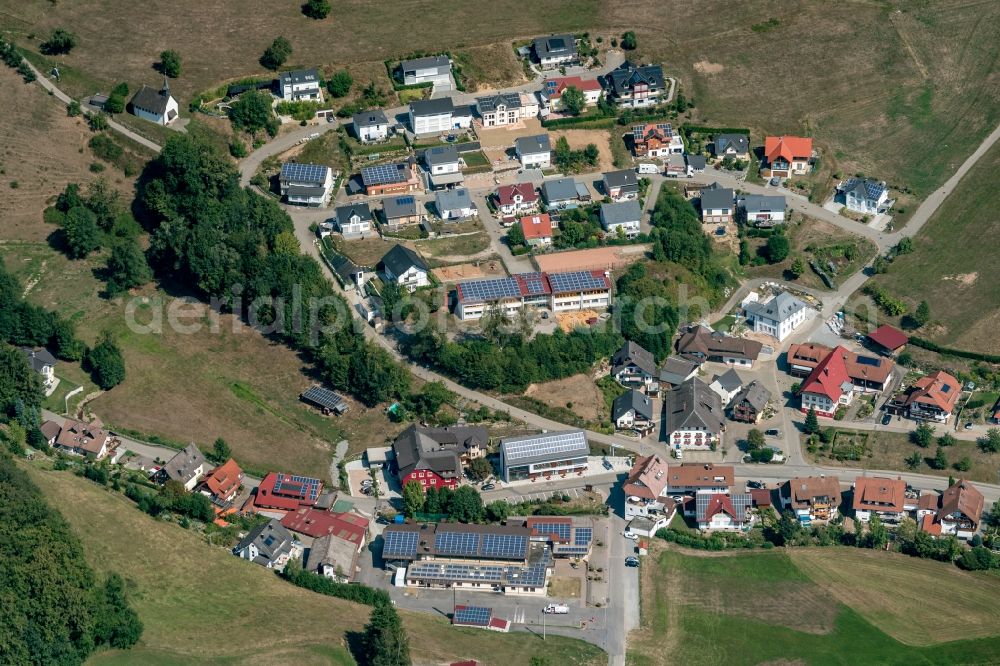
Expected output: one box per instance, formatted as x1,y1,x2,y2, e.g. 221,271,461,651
919,480,984,539
763,136,813,177
905,370,961,422
519,213,553,246
624,454,670,501
799,346,854,417
200,458,244,504
853,476,906,521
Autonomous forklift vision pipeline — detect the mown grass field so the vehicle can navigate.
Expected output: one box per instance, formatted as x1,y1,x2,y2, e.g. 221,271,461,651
627,545,1000,666
28,465,605,666
867,140,1000,354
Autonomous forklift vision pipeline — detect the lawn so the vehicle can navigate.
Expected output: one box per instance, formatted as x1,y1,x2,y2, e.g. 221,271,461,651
329,235,400,267
627,545,1000,666
867,140,1000,354
414,232,491,260
27,465,606,666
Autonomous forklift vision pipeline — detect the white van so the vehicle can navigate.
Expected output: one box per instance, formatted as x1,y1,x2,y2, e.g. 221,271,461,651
636,162,660,174
544,604,569,614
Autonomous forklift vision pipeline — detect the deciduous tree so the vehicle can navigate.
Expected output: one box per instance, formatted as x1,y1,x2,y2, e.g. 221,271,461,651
62,205,102,258
40,28,77,55
402,480,425,517
159,50,181,78
260,37,292,70
559,85,586,115
105,238,152,296
85,331,126,390
327,70,353,97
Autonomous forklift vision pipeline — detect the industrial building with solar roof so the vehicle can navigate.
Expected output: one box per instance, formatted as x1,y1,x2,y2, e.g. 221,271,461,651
500,429,589,482
453,270,611,321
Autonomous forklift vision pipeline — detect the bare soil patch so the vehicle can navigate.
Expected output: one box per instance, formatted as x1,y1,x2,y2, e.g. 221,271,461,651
524,373,602,421
693,60,724,74
556,309,601,333
942,272,978,286
432,260,506,283
549,129,615,172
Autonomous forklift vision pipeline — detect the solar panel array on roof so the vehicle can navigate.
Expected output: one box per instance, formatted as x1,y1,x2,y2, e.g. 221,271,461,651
519,272,550,296
281,162,328,185
530,522,571,541
454,606,492,627
502,430,588,462
382,530,419,559
458,277,521,304
394,195,415,205
273,474,321,501
300,386,346,411
573,527,593,545
434,531,481,556
547,271,608,294
855,355,880,367
481,533,528,559
362,163,406,186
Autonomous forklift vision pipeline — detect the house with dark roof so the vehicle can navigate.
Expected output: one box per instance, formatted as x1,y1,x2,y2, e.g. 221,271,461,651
686,154,707,172
234,518,301,570
476,92,537,127
837,178,889,215
612,389,655,433
740,194,787,227
541,177,585,209
400,55,452,86
728,380,771,424
306,531,364,582
600,201,642,239
602,169,639,201
379,245,429,292
409,97,471,135
658,356,699,388
515,134,552,169
352,109,391,142
664,378,726,455
158,444,209,491
393,424,489,490
612,340,659,392
744,291,810,341
604,61,666,108
762,136,814,178
495,183,539,217
278,68,322,101
917,480,984,540
699,182,735,223
781,476,842,524
708,369,744,406
20,347,56,391
713,134,750,159
280,162,334,207
129,78,179,125
360,160,421,196
423,145,464,190
199,458,244,506
334,202,374,238
675,324,763,368
382,195,422,230
533,34,577,68
436,188,476,220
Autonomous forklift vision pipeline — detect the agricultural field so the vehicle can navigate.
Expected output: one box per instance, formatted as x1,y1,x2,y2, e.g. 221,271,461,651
27,465,606,666
867,140,1000,355
627,545,1000,666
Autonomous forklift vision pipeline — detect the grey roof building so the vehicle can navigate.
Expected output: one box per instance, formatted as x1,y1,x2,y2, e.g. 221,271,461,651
533,34,577,62
409,97,455,117
424,145,460,168
542,177,580,205
665,377,726,436
742,194,786,216
600,200,643,231
602,169,638,196
730,380,771,414
160,444,207,490
353,109,389,128
613,389,655,423
659,356,700,387
129,82,177,120
700,182,734,212
744,291,808,323
235,519,297,569
500,430,589,482
279,68,320,88
401,55,451,75
515,134,551,156
435,188,474,217
713,133,750,156
20,347,57,373
686,155,707,171
476,92,522,114
334,202,373,229
380,245,428,278
612,340,658,378
393,424,490,483
306,533,360,581
712,369,744,395
605,62,666,98
382,195,420,220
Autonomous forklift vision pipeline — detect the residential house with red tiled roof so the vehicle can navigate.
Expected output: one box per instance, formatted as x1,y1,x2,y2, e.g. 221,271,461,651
799,346,855,417
540,76,602,112
853,476,909,523
916,480,984,540
696,493,753,532
624,454,672,519
495,183,539,217
199,458,244,506
519,214,553,247
762,136,813,178
905,371,961,423
781,476,842,524
787,344,894,393
49,417,116,461
251,472,324,515
630,123,683,157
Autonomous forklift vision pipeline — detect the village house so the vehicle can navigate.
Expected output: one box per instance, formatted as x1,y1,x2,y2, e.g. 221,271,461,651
713,134,750,159
675,324,763,368
664,378,726,456
234,518,301,571
409,98,471,135
393,424,488,490
866,325,909,356
885,370,961,424
604,61,667,108
599,200,642,239
699,182,735,224
157,444,208,492
740,194,787,227
515,134,552,170
129,78,178,125
744,291,810,341
624,454,673,519
382,195,422,230
281,507,369,546
837,178,889,215
728,380,771,423
520,213,553,247
762,136,814,178
280,162,334,207
379,245,429,292
20,347,56,392
630,123,684,157
454,270,612,321
697,492,754,532
495,183,540,217
785,343,895,394
400,55,452,86
352,109,391,142
333,202,374,239
423,145,464,190
436,188,476,220
612,340,659,393
542,177,590,209
658,356,699,388
475,92,537,127
798,346,856,418
44,417,116,461
708,369,744,407
602,169,639,201
665,463,734,497
613,389,655,433
533,34,577,68
199,458,244,506
278,68,322,101
853,476,911,523
781,476,842,525
306,531,365,582
540,76,602,112
360,160,421,196
917,480,984,540
663,153,690,178
251,472,324,516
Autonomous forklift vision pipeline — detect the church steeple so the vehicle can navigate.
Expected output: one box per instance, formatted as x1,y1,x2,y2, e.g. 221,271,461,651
161,75,170,97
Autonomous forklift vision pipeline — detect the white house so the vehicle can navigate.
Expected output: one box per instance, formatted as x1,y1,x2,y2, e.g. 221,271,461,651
708,369,743,407
664,378,726,456
515,135,552,170
21,347,56,392
599,201,642,239
400,55,451,86
533,34,577,68
278,68,323,101
129,79,178,125
409,98,470,135
612,389,655,432
234,519,301,571
423,145,464,190
352,109,391,143
540,77,602,112
740,194,786,227
665,463,733,497
696,493,754,532
602,169,639,201
495,183,539,217
380,245,429,292
611,340,658,392
159,444,208,492
334,203,374,239
700,182,734,224
744,291,810,342
279,162,334,207
435,188,476,221
476,92,538,127
837,178,889,215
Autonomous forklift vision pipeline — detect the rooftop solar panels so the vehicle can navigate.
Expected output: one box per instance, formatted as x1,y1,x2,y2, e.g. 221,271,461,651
281,162,329,185
454,606,492,627
573,527,593,545
501,430,588,463
481,533,528,559
362,163,406,186
382,530,419,559
434,531,482,556
273,473,321,501
547,271,608,294
530,522,571,541
518,272,550,297
300,386,348,413
457,276,521,304
855,355,881,367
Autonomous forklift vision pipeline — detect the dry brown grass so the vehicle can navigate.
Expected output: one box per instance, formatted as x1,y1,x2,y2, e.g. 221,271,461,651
432,260,506,283
791,547,1000,645
525,373,603,421
330,235,401,268
550,129,615,172
454,43,528,92
548,575,582,598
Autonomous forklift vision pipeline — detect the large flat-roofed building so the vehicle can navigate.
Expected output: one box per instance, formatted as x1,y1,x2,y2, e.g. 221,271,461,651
454,270,611,320
500,430,589,482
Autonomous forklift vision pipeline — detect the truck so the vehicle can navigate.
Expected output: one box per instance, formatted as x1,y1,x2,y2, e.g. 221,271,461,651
636,162,660,174
543,604,569,615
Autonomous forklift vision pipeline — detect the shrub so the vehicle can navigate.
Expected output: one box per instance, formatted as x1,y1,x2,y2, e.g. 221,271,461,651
229,140,248,158
67,100,82,116
40,28,77,55
620,31,637,50
88,112,110,132
327,70,353,98
260,36,292,71
89,134,124,162
302,0,331,19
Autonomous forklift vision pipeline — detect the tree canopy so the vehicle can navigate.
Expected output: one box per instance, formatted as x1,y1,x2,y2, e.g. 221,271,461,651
327,70,353,97
260,36,292,70
85,332,126,390
159,50,181,78
228,90,278,137
559,85,586,115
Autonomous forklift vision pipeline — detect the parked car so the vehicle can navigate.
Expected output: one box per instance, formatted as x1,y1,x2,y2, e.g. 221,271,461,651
481,483,496,491
602,457,613,470
765,429,781,438
746,480,764,489
623,531,638,541
625,556,640,567
965,422,975,430
543,604,569,614
881,413,892,426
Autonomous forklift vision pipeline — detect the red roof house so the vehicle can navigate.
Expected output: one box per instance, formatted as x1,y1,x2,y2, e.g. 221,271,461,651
519,213,553,246
623,454,670,501
799,345,854,417
867,325,909,354
251,472,324,514
496,183,539,217
853,476,906,521
762,136,813,177
906,370,961,422
542,76,602,111
200,458,244,504
280,506,369,543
